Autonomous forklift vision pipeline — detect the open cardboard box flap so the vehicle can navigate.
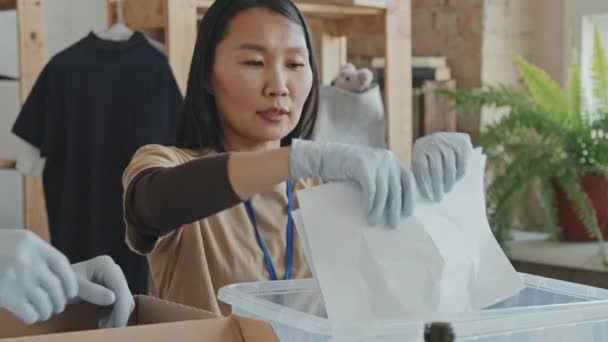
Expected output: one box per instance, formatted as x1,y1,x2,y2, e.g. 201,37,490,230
0,295,279,342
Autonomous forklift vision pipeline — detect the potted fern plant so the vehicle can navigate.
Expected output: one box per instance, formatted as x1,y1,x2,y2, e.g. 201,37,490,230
439,30,608,264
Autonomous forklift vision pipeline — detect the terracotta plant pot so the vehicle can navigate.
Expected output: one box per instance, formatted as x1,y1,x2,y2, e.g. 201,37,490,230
553,175,608,242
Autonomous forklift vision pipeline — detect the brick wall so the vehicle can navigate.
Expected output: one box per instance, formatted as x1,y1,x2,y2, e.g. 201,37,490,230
414,0,485,141
412,0,484,91
348,0,485,141
481,0,538,129
346,0,560,143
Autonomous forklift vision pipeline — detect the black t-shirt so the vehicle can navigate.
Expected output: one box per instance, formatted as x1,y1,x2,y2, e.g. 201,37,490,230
12,32,183,294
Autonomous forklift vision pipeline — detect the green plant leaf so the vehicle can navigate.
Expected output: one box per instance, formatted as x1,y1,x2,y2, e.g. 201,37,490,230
521,185,543,231
491,199,514,248
437,85,532,114
568,50,584,127
480,102,566,152
592,29,608,111
538,179,560,240
557,176,608,265
487,144,558,245
435,29,608,250
514,55,571,123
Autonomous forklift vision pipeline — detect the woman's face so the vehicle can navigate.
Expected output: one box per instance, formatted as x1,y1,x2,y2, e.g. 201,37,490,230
211,8,313,150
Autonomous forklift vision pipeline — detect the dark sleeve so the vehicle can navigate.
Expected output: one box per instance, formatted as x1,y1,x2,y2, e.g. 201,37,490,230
11,65,56,156
124,153,242,237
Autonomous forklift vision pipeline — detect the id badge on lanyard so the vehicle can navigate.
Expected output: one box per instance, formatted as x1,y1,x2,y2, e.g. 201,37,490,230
244,179,295,281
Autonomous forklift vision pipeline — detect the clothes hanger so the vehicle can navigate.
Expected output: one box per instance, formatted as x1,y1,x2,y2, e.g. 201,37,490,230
93,0,168,54
96,0,133,41
96,0,166,53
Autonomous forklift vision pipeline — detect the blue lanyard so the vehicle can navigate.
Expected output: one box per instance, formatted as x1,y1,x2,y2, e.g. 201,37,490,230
244,179,294,281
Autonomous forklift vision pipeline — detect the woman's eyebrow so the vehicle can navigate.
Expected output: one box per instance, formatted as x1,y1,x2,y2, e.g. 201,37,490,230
236,43,308,54
237,43,267,52
286,46,308,54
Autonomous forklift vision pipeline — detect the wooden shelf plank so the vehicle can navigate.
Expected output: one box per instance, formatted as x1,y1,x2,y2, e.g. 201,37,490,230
0,0,16,11
385,0,412,162
17,0,51,242
318,33,347,84
323,15,386,36
295,0,387,9
196,0,384,18
298,5,382,18
166,0,198,94
111,0,385,30
17,0,46,100
508,231,608,272
0,160,16,170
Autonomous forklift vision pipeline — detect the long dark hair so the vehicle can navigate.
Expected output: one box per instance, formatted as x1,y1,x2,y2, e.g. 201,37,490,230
175,0,320,150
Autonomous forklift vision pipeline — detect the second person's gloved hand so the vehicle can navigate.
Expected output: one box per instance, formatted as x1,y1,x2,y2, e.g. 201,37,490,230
71,256,135,329
0,229,134,328
290,139,415,228
0,229,78,325
413,132,473,202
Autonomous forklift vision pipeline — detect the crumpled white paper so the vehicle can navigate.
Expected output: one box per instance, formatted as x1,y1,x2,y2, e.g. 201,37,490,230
294,148,523,324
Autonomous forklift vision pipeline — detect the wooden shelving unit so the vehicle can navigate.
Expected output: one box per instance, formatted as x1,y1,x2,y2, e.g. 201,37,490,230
0,0,16,11
107,0,412,162
1,0,50,241
0,160,17,170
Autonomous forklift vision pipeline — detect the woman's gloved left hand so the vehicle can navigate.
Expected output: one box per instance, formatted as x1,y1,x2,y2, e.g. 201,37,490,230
71,256,135,328
412,132,473,202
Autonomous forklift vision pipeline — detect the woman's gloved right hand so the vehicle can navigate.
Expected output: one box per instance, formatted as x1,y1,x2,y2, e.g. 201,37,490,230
290,139,415,229
0,229,78,325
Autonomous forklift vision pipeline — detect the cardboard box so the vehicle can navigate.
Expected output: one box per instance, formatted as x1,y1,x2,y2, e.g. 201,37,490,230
0,295,279,342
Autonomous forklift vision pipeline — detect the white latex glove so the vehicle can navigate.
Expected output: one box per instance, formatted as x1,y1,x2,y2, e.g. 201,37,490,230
290,139,414,228
0,229,78,324
413,132,473,202
71,256,135,329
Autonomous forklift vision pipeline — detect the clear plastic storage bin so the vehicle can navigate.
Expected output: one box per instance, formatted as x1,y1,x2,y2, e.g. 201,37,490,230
218,273,608,341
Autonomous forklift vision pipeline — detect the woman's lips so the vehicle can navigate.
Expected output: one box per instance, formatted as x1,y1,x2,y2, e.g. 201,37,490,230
257,108,289,124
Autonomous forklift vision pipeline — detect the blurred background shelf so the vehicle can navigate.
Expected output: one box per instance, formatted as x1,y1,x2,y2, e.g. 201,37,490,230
509,231,608,288
0,160,16,170
0,0,16,11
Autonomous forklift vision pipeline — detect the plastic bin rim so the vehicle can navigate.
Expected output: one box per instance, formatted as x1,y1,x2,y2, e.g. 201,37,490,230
218,273,608,338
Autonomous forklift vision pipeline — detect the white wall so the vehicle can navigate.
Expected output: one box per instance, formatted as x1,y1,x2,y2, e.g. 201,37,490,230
0,170,23,229
0,81,20,159
0,0,108,77
581,14,608,116
564,0,608,83
534,0,566,85
479,0,608,94
481,0,539,129
0,11,18,78
481,0,567,89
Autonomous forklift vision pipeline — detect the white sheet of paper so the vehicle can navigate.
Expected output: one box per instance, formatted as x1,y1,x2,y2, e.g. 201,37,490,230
295,148,523,324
